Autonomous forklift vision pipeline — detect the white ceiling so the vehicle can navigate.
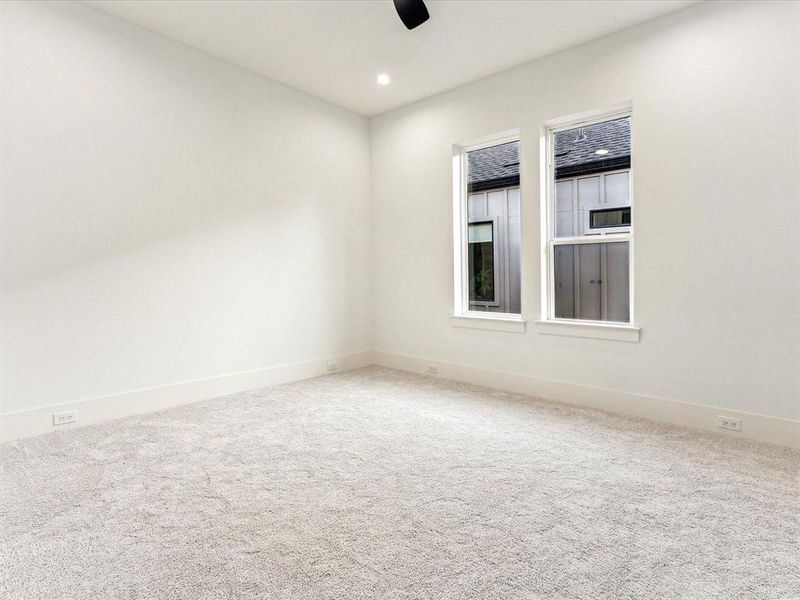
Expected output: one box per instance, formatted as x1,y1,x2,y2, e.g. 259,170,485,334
85,0,698,116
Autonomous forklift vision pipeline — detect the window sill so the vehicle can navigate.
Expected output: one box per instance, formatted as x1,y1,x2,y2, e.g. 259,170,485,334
450,314,526,333
535,319,640,342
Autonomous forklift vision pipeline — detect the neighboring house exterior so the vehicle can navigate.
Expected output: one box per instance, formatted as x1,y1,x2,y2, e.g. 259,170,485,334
466,117,631,319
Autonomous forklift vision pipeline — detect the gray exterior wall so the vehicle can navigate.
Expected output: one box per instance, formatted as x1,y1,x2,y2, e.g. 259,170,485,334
467,186,521,314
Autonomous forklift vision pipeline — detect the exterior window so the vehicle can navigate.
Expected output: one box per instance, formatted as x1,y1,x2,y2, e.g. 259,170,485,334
589,207,630,229
454,136,521,316
468,222,496,303
545,113,632,323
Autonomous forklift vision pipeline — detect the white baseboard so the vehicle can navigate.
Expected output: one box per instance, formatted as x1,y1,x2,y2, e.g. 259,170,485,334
374,350,800,450
0,351,374,443
5,349,797,449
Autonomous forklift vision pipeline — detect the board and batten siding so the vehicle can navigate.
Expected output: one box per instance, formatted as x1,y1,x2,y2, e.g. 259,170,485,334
467,186,521,314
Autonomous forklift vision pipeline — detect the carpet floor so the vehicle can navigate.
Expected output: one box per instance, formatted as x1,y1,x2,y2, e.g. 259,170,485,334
1,366,798,599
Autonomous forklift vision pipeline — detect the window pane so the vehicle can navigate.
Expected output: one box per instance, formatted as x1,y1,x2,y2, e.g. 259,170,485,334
554,117,631,239
465,141,521,313
468,222,492,243
589,207,631,229
554,242,629,322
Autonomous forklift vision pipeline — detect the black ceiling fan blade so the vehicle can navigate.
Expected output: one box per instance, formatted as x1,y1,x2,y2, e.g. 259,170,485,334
393,0,430,30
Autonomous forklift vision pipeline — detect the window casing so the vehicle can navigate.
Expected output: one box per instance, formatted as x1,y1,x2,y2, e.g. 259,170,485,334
543,111,633,325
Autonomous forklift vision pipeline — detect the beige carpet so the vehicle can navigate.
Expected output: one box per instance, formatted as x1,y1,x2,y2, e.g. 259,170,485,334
1,366,798,599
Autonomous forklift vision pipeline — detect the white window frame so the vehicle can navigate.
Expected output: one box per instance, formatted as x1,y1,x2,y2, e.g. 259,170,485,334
537,105,639,342
451,130,525,333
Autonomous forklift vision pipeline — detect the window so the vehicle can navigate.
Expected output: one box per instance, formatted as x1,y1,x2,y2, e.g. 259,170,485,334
544,113,632,324
589,207,631,230
453,135,521,318
468,222,497,303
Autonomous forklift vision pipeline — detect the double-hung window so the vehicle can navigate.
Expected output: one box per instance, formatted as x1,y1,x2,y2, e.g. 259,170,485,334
543,111,634,325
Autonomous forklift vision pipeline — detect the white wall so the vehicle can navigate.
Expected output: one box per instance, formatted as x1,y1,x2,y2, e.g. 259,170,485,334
2,0,798,445
371,1,800,422
0,2,372,420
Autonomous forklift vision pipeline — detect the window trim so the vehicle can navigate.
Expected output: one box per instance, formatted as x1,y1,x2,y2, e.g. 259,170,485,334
534,319,639,342
451,314,526,334
452,129,522,322
540,104,636,332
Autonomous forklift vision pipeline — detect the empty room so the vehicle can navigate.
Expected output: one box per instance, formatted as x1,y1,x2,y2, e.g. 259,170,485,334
1,0,798,598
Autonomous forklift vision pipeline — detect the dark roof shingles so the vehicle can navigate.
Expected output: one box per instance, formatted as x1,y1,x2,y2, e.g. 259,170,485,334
554,117,630,168
467,141,519,184
466,118,630,185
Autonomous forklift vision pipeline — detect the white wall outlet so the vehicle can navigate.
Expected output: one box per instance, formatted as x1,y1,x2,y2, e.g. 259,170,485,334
427,364,439,375
326,360,338,372
717,415,742,432
53,410,77,426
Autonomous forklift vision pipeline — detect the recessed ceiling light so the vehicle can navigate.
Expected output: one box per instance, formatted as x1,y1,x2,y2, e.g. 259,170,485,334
595,149,609,155
376,73,391,86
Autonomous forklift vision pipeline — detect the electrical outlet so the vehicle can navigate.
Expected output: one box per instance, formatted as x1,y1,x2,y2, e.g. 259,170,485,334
326,360,338,372
717,415,741,432
53,411,77,426
427,364,439,375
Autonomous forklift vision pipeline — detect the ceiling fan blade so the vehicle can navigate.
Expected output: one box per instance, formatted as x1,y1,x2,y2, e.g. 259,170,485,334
393,0,430,30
